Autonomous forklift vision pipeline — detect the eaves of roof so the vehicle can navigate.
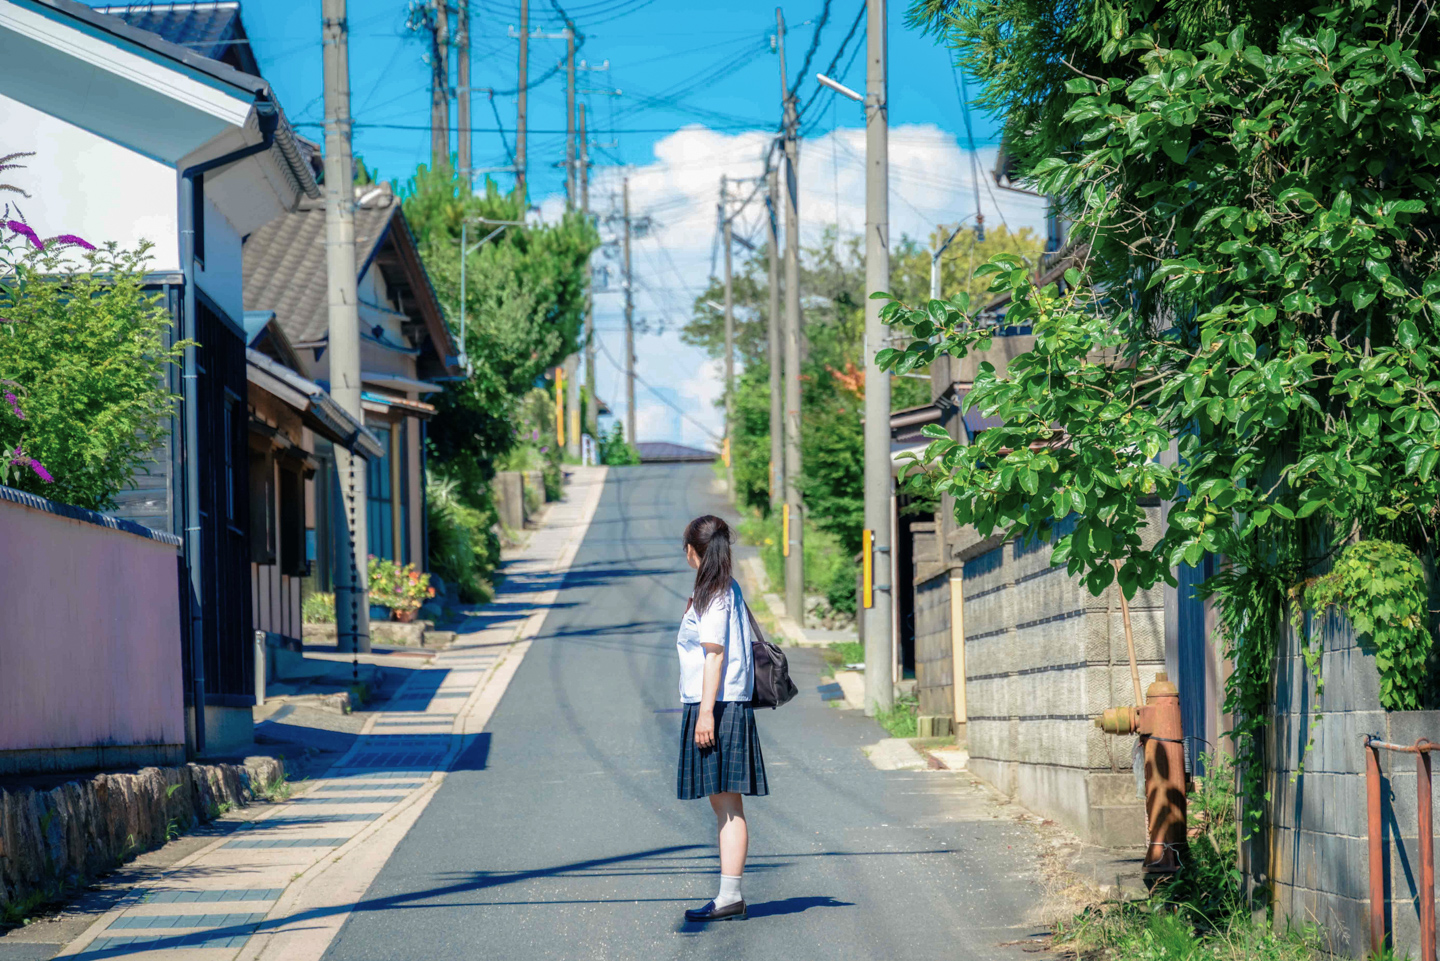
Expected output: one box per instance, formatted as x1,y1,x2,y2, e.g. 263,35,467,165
23,0,267,97
246,348,384,458
18,0,317,199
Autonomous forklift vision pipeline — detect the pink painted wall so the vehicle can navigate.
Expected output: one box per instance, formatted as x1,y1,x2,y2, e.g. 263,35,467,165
0,495,185,753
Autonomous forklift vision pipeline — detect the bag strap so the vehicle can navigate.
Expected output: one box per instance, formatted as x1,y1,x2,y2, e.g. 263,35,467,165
743,602,767,646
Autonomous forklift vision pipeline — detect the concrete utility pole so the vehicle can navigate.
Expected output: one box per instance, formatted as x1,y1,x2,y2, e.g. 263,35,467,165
721,175,735,496
581,104,597,437
766,164,783,510
565,23,577,209
430,0,449,168
456,0,470,181
515,0,528,197
777,7,805,625
623,177,636,446
323,0,368,654
862,0,893,714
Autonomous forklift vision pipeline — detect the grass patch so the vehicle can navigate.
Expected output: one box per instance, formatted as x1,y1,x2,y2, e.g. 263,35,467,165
735,513,858,618
874,692,918,738
1055,903,1322,960
1052,752,1325,961
820,641,866,678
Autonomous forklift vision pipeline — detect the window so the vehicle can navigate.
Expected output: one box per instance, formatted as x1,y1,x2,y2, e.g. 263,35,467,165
366,424,394,560
279,463,306,577
398,419,411,564
224,403,235,522
249,448,276,564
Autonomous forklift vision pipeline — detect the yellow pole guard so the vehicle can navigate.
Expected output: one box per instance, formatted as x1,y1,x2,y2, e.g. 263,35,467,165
555,367,565,447
722,436,731,467
862,528,874,609
782,503,790,557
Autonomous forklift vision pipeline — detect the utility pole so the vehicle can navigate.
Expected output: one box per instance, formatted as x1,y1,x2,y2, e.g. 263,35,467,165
515,0,528,197
721,175,735,495
565,22,577,210
766,163,783,511
778,7,805,626
430,0,449,168
581,104,597,437
456,0,470,182
323,0,368,654
862,0,893,714
623,177,636,446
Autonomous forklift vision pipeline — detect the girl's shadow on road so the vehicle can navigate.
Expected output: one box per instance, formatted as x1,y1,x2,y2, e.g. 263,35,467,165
679,895,853,931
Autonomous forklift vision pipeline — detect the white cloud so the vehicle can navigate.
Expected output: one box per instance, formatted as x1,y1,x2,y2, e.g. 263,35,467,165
541,123,1050,448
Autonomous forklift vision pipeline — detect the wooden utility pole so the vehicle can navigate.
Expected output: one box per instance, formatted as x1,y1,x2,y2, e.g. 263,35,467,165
456,0,470,181
766,164,783,510
721,175,735,495
623,177,636,446
430,0,449,168
565,22,577,209
323,0,368,654
516,0,528,197
777,7,805,625
862,0,893,714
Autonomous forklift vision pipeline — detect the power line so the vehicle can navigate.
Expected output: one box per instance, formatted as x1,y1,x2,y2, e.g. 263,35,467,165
595,336,721,440
798,0,865,133
787,0,833,99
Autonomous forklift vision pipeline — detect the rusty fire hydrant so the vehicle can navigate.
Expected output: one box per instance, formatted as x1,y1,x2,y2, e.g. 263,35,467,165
1095,672,1187,874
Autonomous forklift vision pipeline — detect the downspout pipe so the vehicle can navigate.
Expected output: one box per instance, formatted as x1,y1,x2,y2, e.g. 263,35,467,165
178,102,281,757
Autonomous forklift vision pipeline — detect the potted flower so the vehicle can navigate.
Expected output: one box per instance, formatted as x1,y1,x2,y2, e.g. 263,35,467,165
368,557,435,622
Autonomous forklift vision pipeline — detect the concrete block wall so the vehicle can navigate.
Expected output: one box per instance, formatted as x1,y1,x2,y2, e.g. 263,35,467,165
914,571,953,719
1261,606,1440,959
959,508,1163,847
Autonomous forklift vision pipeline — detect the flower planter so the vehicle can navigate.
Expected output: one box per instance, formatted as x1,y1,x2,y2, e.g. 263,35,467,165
393,609,416,623
369,604,390,621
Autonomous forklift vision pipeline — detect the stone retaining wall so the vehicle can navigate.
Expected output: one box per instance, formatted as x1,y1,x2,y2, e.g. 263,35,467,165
0,756,283,912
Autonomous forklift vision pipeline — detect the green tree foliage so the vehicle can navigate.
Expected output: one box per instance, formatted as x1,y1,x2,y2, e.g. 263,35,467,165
402,166,597,496
597,424,640,465
0,240,183,509
887,0,1440,826
402,166,596,595
683,225,1041,554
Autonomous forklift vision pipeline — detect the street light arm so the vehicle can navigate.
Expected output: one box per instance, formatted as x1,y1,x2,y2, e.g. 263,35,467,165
932,215,975,264
816,73,863,102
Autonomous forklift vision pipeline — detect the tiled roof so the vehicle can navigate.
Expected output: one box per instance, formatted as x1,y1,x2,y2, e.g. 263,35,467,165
93,1,260,76
242,192,397,346
636,442,716,463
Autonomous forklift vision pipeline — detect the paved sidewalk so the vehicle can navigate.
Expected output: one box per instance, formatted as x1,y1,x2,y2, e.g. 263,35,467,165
49,468,607,961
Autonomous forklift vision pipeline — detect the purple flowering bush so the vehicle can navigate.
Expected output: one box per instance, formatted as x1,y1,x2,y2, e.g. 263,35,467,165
1,169,185,509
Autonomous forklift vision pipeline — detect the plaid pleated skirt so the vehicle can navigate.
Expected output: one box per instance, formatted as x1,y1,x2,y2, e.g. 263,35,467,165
676,701,769,800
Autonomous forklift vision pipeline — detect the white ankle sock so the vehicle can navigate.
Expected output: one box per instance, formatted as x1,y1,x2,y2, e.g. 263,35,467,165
714,874,743,908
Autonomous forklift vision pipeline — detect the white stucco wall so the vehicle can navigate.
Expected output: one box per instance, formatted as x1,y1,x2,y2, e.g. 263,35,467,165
0,93,178,269
196,192,244,322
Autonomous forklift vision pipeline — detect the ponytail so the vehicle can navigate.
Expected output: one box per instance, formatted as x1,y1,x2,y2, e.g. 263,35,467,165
684,514,733,615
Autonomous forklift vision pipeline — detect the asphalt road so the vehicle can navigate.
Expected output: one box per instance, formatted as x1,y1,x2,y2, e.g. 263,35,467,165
323,464,1043,961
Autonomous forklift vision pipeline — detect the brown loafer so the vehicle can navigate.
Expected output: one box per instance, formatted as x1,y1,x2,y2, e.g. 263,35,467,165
684,899,747,922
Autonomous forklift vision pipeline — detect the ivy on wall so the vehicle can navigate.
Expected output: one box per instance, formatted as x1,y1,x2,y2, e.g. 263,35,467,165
891,0,1440,830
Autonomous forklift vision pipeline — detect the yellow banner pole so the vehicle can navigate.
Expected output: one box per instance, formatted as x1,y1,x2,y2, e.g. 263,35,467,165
555,367,565,447
862,528,873,609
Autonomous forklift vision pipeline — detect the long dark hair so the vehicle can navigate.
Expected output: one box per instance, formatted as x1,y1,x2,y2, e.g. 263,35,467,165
684,514,733,615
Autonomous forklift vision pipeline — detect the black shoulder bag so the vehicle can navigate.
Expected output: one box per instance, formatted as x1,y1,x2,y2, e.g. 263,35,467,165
745,605,798,709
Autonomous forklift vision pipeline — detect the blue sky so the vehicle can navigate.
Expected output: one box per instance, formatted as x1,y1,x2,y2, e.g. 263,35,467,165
228,0,1008,198
128,0,1047,447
